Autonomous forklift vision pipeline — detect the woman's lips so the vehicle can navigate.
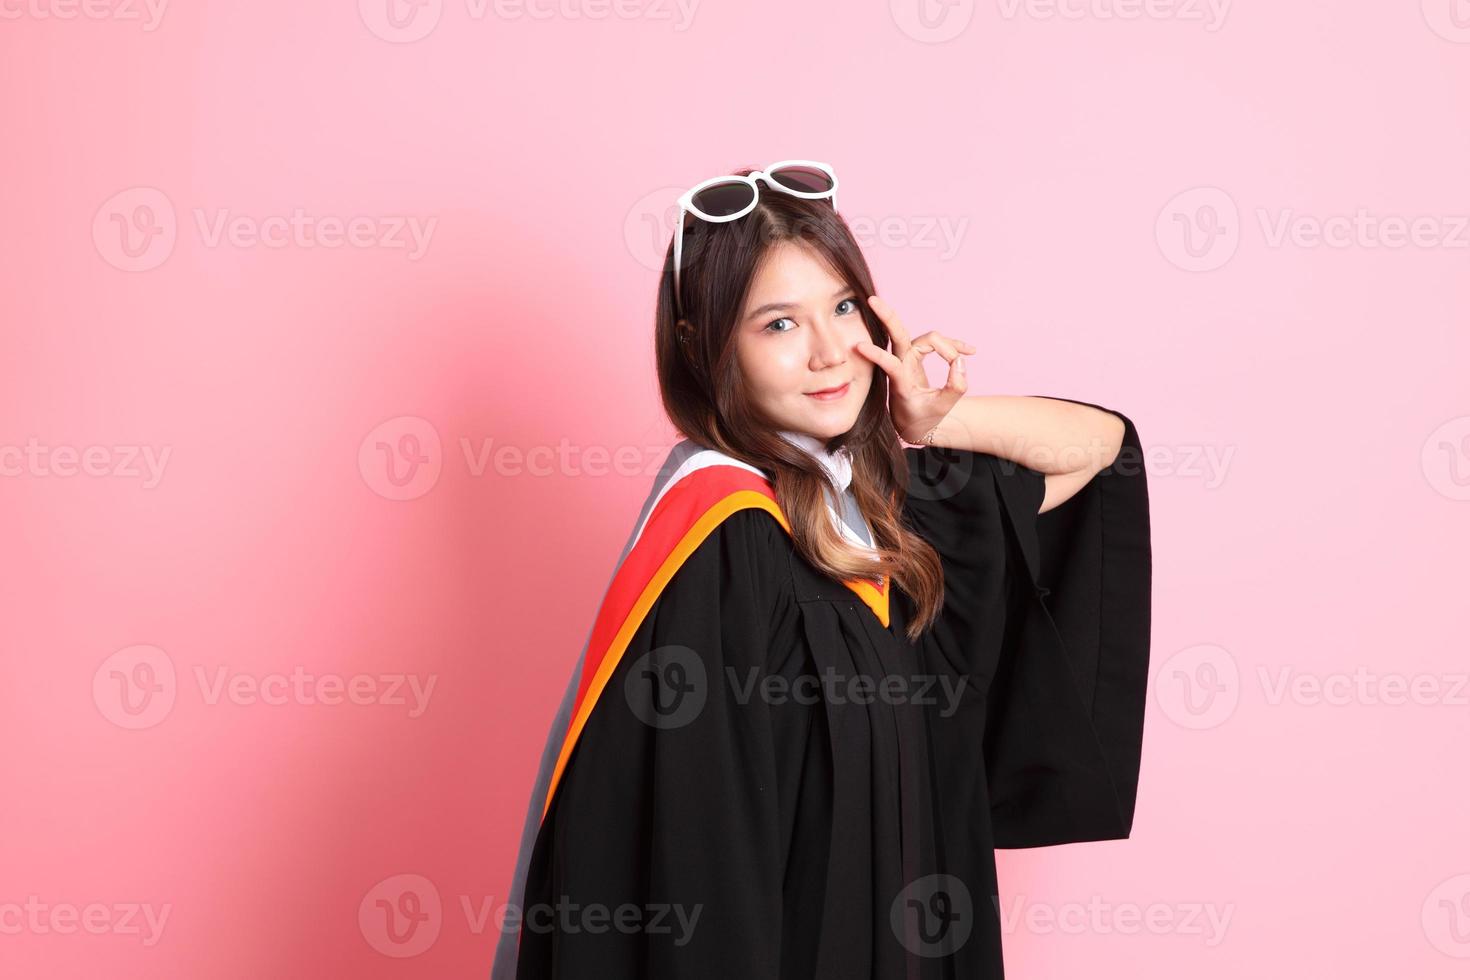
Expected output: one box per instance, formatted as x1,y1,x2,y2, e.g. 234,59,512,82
805,381,850,402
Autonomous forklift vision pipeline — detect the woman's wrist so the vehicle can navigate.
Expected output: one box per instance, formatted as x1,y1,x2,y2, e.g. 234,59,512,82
901,414,958,449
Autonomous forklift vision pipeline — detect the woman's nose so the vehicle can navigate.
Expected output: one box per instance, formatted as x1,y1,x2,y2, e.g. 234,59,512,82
809,316,848,369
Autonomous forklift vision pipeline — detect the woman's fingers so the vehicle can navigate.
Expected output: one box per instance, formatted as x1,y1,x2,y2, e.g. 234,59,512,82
869,296,976,362
913,330,973,363
866,295,913,357
865,298,976,405
940,349,968,396
853,340,908,388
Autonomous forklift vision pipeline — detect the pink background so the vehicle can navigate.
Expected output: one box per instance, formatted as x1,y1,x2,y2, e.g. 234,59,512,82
3,1,1468,976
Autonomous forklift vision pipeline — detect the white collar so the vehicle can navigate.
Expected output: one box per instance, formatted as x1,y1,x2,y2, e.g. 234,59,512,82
776,430,853,493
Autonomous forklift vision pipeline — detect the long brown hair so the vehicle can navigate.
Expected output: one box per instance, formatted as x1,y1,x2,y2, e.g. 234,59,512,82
653,168,945,640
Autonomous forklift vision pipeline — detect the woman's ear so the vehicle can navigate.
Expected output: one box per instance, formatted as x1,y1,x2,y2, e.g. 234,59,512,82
675,319,695,345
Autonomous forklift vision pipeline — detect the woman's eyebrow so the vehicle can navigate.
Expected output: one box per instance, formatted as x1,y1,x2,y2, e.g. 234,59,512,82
744,286,853,321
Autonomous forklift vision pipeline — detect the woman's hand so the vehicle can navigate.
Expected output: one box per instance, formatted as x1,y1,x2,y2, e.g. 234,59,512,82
855,295,976,445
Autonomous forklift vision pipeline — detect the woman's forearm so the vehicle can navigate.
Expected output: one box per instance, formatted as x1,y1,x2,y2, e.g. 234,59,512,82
923,395,1125,476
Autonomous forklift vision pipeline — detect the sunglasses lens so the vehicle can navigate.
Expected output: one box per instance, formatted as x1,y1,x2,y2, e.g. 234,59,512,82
767,166,834,195
690,180,757,217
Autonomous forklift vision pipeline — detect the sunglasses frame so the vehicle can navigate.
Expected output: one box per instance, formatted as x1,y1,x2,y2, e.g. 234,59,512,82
672,159,839,318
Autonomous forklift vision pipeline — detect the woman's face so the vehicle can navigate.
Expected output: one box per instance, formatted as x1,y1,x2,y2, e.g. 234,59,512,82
732,241,874,441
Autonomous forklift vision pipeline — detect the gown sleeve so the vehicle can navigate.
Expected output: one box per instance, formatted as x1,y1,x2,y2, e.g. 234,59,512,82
512,507,790,979
903,397,1152,849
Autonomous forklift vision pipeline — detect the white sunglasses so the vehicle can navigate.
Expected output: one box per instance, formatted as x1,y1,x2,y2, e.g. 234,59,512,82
672,159,839,317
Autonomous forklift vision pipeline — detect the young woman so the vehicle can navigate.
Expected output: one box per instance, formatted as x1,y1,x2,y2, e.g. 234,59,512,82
493,161,1152,980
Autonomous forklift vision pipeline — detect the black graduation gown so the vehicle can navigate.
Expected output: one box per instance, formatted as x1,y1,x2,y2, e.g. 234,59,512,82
508,400,1151,980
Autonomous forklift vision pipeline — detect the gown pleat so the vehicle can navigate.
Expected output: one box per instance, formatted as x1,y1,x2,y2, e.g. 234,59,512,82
501,399,1152,980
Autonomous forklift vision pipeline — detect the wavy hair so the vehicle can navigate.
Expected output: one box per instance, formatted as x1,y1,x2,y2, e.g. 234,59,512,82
653,169,945,639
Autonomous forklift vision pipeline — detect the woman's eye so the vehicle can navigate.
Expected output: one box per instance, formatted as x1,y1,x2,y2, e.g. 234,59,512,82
763,299,857,333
